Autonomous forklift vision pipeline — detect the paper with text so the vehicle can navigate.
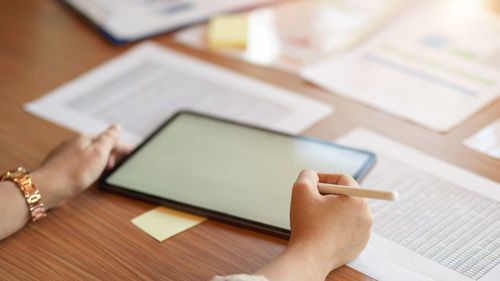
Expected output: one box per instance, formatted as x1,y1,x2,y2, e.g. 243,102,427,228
25,42,332,147
337,129,500,281
302,0,500,132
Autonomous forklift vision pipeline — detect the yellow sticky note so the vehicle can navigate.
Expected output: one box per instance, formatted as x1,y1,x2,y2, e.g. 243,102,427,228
208,14,248,49
131,206,206,242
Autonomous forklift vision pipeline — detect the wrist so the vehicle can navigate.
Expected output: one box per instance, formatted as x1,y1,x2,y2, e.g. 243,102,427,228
256,243,331,281
283,242,333,279
1,167,48,222
30,170,65,210
287,238,343,276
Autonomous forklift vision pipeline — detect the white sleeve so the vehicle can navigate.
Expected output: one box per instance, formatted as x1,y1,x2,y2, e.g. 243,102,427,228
210,274,269,281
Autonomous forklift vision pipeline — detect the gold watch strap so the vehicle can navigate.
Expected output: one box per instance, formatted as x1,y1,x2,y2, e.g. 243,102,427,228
1,167,47,222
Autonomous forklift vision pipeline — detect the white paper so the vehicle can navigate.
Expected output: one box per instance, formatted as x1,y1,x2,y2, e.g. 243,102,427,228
25,42,332,147
302,0,500,132
337,128,500,281
175,0,410,72
63,0,274,42
464,118,500,160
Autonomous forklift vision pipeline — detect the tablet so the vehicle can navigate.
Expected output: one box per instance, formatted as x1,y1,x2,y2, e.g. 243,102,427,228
100,111,376,238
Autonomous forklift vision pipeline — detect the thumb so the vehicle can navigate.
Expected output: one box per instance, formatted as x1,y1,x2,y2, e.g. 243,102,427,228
292,169,320,202
91,124,121,157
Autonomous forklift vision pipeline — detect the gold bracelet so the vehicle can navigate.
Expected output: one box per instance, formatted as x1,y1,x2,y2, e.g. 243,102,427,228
1,167,47,222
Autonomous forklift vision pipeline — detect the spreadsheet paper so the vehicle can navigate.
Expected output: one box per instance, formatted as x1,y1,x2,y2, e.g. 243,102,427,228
302,0,500,132
25,42,331,147
337,129,500,281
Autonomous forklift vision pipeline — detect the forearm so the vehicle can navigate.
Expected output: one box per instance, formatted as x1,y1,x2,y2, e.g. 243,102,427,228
256,244,334,281
0,126,125,241
0,181,30,240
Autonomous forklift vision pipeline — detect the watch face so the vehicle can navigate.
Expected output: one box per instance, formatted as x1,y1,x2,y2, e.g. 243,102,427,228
16,167,27,174
14,167,28,177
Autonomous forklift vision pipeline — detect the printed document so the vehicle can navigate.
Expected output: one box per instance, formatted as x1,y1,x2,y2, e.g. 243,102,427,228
25,42,332,147
302,0,500,132
337,128,500,281
62,0,273,42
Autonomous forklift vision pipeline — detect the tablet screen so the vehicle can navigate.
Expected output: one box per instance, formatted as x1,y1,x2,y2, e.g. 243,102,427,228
103,112,375,232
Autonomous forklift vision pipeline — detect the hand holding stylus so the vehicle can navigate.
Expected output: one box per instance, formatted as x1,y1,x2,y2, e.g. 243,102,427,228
257,170,373,281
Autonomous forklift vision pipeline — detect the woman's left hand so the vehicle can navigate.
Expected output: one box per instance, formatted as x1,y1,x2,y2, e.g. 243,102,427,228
31,125,131,210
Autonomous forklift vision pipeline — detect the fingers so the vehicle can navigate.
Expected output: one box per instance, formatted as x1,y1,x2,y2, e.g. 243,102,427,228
57,133,92,151
112,142,133,158
106,155,116,170
90,124,122,159
106,142,132,170
292,169,320,200
318,173,359,188
336,174,359,187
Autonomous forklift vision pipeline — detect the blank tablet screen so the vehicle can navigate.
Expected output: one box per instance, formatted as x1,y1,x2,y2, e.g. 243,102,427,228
103,112,375,232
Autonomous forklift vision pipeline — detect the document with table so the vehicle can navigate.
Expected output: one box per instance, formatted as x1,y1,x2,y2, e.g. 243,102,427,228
25,42,332,147
302,0,500,132
338,129,500,281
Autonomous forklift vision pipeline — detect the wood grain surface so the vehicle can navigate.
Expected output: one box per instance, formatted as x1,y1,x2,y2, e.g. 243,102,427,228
1,0,499,280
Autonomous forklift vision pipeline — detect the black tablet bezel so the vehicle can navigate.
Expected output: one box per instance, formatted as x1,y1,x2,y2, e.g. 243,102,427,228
99,111,376,239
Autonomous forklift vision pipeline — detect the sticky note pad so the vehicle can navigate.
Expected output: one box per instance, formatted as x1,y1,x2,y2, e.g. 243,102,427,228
208,14,248,49
131,206,206,242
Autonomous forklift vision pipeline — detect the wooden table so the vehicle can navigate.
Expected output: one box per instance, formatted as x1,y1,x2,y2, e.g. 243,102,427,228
1,1,499,280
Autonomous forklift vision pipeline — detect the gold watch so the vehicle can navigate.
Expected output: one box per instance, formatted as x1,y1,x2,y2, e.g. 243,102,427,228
1,167,47,222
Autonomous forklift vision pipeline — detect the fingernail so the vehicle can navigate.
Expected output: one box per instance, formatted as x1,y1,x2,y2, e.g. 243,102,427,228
109,124,121,132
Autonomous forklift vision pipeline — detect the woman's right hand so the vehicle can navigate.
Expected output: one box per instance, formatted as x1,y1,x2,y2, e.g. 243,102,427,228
288,169,373,275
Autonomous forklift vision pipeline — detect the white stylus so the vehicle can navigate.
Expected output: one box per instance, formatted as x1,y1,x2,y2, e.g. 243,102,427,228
317,183,398,201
